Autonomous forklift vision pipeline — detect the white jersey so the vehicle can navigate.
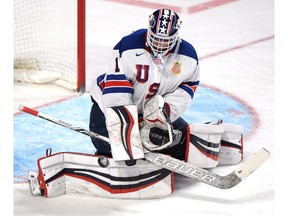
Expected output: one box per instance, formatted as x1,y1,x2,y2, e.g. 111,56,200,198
90,29,200,122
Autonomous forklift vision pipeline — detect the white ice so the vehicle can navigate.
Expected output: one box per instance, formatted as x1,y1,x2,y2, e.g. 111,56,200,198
7,0,282,215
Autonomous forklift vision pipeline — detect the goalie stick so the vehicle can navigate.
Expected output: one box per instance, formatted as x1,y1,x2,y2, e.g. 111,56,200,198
18,104,270,189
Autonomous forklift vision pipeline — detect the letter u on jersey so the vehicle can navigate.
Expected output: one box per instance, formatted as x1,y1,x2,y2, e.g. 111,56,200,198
136,64,149,83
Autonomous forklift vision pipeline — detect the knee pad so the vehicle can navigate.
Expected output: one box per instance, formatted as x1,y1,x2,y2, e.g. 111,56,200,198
186,123,224,168
218,123,243,166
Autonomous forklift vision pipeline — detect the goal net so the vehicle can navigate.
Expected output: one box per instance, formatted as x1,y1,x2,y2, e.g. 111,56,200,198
14,0,85,92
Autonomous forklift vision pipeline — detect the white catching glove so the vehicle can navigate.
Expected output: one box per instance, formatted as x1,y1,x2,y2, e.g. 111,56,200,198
140,95,182,151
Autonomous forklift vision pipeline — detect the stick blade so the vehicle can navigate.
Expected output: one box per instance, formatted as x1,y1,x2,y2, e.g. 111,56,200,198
235,148,270,180
220,148,271,189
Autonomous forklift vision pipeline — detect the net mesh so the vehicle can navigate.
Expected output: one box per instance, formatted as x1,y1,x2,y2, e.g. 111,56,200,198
14,0,78,90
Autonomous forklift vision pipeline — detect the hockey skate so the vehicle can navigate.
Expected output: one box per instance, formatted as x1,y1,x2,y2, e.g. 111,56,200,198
28,171,41,196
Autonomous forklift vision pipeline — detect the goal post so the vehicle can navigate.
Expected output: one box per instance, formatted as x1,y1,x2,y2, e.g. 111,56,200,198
14,0,86,93
77,0,86,93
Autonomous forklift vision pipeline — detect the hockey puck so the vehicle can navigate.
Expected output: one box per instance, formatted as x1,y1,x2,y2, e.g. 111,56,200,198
98,156,109,168
125,160,136,166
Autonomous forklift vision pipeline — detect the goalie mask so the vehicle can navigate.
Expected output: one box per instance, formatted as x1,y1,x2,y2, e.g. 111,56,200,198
147,8,182,57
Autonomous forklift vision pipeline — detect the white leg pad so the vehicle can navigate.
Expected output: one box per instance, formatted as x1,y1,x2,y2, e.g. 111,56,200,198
32,151,173,199
218,123,243,166
186,124,224,168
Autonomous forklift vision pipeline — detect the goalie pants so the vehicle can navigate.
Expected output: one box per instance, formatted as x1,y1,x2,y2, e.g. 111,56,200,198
89,96,189,159
89,96,111,156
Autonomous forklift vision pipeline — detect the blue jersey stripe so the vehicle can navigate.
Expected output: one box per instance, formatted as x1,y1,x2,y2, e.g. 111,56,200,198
106,74,128,81
179,85,195,98
103,87,134,95
179,81,199,98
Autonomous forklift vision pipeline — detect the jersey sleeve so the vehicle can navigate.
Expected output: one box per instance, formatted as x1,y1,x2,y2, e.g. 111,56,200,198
100,47,134,115
94,29,147,116
163,65,200,122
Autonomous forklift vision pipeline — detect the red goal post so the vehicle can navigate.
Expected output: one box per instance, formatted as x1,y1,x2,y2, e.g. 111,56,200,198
14,0,86,93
